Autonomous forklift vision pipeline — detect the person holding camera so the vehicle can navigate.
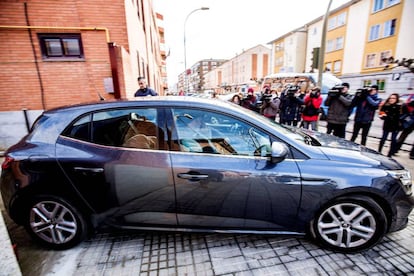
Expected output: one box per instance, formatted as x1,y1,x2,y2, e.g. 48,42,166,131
301,87,322,130
261,90,281,121
350,84,382,146
394,99,414,158
279,86,304,126
242,88,257,111
378,93,402,157
324,83,353,138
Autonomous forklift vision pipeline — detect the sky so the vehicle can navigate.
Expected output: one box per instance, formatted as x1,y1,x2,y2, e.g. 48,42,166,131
153,0,350,88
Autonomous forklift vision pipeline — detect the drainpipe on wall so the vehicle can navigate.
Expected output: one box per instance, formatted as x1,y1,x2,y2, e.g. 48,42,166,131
0,25,121,99
108,42,121,99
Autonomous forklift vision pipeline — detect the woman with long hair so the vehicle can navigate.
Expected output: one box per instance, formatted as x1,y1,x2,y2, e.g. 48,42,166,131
378,93,401,157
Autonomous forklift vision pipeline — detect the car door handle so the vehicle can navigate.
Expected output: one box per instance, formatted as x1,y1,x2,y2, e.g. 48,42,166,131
177,173,209,180
74,167,104,173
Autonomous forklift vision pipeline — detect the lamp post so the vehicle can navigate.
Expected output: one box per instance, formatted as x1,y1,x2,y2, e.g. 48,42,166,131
317,0,333,87
183,7,209,95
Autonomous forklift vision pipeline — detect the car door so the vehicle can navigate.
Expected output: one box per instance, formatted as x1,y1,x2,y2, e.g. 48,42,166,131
169,108,302,231
56,107,177,227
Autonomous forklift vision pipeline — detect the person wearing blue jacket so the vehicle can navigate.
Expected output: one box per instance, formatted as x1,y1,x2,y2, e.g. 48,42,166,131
350,85,382,145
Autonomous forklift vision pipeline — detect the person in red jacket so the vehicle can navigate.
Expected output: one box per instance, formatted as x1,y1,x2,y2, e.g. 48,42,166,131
301,87,322,131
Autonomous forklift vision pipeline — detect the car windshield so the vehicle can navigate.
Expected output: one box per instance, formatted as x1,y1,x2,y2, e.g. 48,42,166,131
243,106,318,145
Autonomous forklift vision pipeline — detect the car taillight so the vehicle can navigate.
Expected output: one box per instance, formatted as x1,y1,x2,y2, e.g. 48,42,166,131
1,156,14,170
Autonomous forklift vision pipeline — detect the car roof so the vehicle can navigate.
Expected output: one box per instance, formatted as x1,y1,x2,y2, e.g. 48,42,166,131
44,96,235,113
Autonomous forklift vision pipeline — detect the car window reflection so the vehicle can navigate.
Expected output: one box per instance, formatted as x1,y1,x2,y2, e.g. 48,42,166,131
172,108,271,156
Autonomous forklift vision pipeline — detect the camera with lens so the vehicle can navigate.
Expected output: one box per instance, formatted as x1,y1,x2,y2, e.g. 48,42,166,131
262,94,272,102
355,87,371,97
310,90,320,98
286,85,300,97
328,85,344,97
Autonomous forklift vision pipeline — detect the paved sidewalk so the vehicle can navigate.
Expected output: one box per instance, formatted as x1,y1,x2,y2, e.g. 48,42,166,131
0,196,22,276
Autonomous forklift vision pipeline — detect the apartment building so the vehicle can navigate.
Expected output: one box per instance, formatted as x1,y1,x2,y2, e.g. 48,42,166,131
0,0,165,148
179,58,227,94
204,44,271,94
270,0,414,95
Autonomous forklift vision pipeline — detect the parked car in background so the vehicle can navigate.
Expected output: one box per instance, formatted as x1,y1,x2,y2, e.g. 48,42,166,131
261,73,343,119
1,97,413,252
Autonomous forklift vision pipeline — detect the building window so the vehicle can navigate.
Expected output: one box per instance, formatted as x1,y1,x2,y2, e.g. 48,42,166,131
369,25,380,41
337,12,346,26
388,0,400,6
336,37,344,50
373,0,384,12
380,50,392,65
38,33,84,60
328,17,336,30
333,60,342,73
373,0,400,12
326,40,334,52
325,62,332,72
366,54,376,68
384,19,396,37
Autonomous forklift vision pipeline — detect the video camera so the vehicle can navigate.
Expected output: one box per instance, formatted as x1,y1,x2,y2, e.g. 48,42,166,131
285,85,300,97
262,94,273,102
355,87,371,97
328,85,345,97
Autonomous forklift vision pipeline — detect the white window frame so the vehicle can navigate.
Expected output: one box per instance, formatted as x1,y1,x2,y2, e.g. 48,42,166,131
333,60,341,73
337,12,347,26
326,40,334,52
325,62,332,72
366,54,377,68
335,37,344,50
369,24,381,41
383,19,396,37
380,50,392,65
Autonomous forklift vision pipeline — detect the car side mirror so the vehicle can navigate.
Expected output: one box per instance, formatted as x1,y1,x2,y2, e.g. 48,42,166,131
271,142,289,163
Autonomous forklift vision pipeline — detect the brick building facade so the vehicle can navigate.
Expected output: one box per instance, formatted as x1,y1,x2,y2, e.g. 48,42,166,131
0,0,165,148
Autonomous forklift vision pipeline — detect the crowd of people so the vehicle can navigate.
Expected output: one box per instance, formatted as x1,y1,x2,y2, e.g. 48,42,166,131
228,83,414,160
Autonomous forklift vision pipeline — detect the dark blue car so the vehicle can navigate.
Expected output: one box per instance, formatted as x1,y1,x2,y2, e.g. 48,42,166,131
1,97,413,252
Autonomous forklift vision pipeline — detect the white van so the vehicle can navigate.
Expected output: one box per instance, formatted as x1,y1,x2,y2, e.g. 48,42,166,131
261,72,342,118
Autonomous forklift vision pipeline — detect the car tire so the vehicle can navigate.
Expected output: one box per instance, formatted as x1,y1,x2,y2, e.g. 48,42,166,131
24,195,89,250
310,196,387,253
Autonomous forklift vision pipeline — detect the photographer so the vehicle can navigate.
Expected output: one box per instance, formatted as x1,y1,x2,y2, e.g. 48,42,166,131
324,83,353,138
301,87,322,130
261,89,280,121
350,84,382,146
279,85,304,126
242,88,257,111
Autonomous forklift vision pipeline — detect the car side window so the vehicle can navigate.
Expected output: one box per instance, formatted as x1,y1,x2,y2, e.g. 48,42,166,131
172,108,271,156
62,108,160,149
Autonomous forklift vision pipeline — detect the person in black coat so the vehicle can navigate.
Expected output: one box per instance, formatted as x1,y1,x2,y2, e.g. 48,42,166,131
395,99,414,158
279,86,304,126
378,93,401,157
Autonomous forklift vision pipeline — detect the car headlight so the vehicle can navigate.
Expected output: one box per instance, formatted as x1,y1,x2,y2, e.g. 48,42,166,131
387,170,412,194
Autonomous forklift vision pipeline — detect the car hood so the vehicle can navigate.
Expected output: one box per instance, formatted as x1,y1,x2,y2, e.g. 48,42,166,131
296,128,404,170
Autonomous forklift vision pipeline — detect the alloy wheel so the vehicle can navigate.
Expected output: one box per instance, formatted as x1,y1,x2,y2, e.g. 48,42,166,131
29,200,78,245
316,202,376,249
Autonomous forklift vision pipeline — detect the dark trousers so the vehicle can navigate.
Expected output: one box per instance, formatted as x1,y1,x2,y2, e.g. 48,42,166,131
327,122,346,138
378,130,399,156
395,127,413,153
351,122,372,145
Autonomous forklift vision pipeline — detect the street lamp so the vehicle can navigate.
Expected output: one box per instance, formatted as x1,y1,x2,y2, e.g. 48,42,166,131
183,7,209,95
317,0,333,87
